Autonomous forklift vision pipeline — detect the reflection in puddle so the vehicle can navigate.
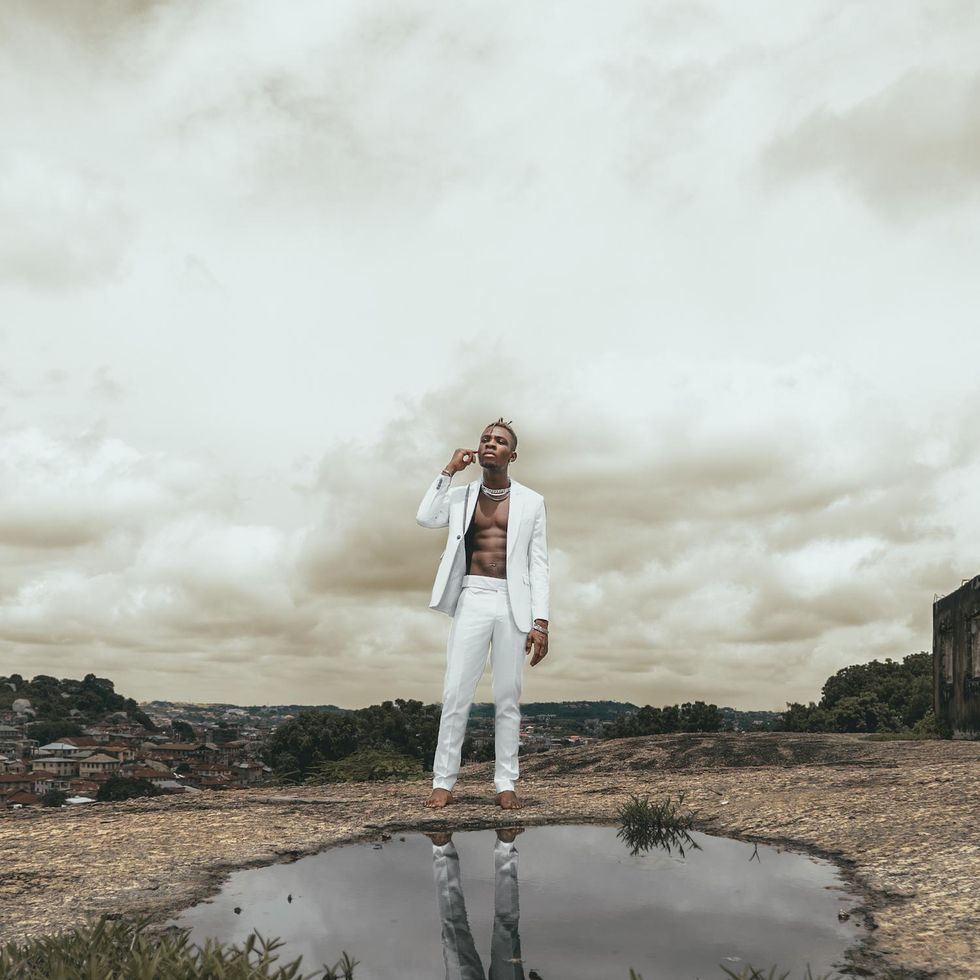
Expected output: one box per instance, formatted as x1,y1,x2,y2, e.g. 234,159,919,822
429,828,524,979
171,825,864,979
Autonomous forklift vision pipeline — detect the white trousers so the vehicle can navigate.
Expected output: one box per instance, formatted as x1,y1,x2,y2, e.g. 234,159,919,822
432,575,527,794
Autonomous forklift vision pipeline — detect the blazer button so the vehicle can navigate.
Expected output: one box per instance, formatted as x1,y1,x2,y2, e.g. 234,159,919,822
456,534,461,539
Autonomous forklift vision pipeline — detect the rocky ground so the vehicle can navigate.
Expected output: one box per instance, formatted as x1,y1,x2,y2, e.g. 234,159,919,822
2,732,978,979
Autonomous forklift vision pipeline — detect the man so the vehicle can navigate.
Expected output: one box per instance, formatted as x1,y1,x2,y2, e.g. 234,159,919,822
417,418,549,810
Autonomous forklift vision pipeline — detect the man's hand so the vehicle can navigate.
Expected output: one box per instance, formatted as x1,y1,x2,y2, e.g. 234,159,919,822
445,447,479,475
525,621,549,666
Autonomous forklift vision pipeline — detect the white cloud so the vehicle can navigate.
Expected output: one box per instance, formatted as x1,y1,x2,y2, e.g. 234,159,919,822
0,155,133,288
766,71,980,217
0,427,221,548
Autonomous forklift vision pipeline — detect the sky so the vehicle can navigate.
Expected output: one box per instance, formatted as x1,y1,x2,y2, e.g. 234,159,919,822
2,0,979,710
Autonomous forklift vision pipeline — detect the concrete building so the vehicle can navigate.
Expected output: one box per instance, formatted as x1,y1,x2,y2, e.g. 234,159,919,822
37,741,84,757
31,757,80,778
78,753,122,777
0,773,35,794
934,574,980,738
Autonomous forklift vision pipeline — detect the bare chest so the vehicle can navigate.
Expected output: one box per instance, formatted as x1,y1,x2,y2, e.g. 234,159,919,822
469,496,509,535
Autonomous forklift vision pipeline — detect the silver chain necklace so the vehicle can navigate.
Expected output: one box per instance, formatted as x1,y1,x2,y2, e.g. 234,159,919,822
480,483,511,499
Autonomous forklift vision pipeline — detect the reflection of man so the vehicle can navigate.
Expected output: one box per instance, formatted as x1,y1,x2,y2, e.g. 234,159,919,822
428,829,525,980
418,419,550,810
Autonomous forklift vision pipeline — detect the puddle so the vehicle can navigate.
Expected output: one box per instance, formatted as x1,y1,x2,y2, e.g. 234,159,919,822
171,825,865,979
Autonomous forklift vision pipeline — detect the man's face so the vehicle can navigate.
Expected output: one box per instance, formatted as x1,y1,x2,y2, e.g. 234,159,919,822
479,426,515,469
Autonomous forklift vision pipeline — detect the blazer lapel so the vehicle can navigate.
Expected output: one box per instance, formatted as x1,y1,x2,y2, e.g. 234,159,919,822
506,480,525,557
464,479,480,531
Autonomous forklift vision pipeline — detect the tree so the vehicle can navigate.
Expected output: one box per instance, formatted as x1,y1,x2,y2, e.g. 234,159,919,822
41,789,68,807
27,721,84,746
171,720,195,742
0,674,155,731
679,701,723,733
830,693,903,733
777,702,836,733
776,651,934,734
603,701,723,739
821,653,931,728
462,736,496,763
96,776,165,802
263,699,443,782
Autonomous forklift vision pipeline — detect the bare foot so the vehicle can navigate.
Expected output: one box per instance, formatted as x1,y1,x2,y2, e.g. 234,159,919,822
424,788,454,808
496,790,523,810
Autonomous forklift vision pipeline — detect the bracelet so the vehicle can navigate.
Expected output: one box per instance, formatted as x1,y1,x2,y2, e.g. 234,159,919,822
531,624,549,635
440,469,453,478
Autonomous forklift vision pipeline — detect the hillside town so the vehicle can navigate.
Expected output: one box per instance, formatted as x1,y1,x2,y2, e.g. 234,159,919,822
0,695,627,810
0,702,273,810
1,672,779,812
0,704,607,810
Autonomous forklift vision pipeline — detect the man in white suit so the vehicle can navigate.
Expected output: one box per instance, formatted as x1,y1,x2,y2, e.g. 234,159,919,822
417,418,549,810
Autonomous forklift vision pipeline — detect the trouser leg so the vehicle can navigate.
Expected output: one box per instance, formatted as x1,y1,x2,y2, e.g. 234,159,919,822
432,841,484,980
489,839,524,980
491,593,527,794
432,590,494,791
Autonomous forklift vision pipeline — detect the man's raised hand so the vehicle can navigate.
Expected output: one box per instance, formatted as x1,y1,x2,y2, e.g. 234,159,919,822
446,448,479,474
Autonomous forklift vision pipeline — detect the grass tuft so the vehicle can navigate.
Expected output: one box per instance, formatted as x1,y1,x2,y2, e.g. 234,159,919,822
616,791,702,857
0,917,358,979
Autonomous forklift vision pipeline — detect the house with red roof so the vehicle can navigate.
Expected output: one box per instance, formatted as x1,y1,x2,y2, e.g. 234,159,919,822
1,790,40,808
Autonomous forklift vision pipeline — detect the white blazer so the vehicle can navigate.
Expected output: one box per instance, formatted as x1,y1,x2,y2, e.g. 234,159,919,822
416,473,549,633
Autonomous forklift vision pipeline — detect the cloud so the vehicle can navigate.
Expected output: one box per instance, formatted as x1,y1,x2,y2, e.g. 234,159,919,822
0,426,320,699
765,70,980,217
92,367,125,402
0,427,228,549
0,154,134,288
0,517,310,646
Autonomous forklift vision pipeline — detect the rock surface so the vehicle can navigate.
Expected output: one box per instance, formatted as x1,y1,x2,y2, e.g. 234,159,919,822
3,732,979,979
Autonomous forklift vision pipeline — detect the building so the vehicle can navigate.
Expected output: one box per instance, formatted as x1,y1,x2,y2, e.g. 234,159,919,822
24,772,56,795
68,778,101,797
126,766,174,789
233,761,272,786
1,790,40,808
152,742,211,760
79,753,122,778
0,734,34,760
31,757,80,778
0,773,35,794
934,574,980,738
62,737,103,749
100,744,137,763
36,741,85,757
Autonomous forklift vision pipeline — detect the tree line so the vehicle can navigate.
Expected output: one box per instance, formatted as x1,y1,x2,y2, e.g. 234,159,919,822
605,651,936,740
1,673,156,739
774,651,936,735
603,701,724,738
262,699,441,783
